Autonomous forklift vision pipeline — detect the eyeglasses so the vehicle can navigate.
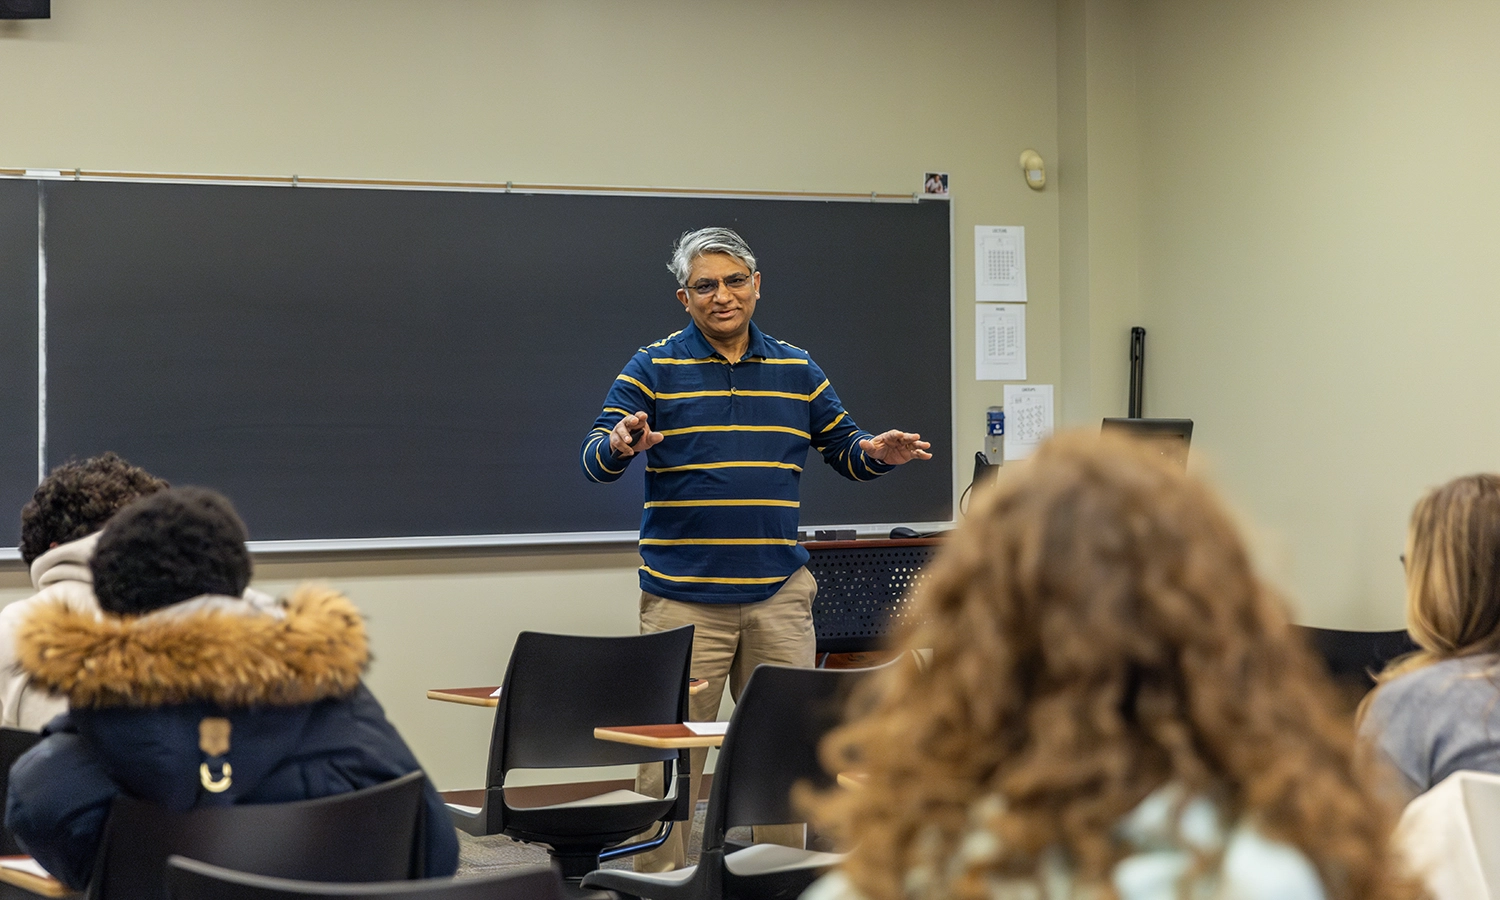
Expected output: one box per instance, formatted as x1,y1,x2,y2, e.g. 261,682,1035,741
685,272,754,297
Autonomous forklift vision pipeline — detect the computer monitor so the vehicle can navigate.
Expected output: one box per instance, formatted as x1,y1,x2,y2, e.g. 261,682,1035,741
1101,418,1194,469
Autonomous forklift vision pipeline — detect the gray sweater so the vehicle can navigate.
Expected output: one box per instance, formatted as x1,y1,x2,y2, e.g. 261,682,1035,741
1361,655,1500,797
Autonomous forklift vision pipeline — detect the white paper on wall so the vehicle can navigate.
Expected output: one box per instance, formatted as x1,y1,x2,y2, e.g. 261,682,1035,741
975,225,1027,302
975,303,1026,380
1002,383,1054,460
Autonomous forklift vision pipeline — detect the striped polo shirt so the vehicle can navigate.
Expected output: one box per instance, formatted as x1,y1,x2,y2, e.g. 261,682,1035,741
582,321,892,603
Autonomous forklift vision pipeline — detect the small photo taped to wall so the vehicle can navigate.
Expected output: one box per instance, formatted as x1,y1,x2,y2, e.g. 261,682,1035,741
923,172,949,196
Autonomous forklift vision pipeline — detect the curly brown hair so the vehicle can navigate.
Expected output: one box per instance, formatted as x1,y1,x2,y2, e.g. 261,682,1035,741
19,452,170,565
811,431,1419,900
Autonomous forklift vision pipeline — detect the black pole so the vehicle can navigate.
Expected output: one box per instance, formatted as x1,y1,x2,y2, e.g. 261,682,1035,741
1128,326,1146,418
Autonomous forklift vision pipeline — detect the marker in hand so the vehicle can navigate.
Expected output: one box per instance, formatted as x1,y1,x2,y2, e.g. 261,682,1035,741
613,411,662,457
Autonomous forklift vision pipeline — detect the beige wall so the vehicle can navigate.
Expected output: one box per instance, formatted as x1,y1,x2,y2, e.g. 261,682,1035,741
0,0,1061,790
1133,0,1500,628
1057,0,1141,426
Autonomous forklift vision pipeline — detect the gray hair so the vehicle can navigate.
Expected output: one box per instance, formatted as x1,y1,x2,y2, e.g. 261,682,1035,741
667,227,758,286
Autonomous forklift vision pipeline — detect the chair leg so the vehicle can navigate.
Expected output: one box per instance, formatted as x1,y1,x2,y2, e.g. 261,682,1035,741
563,883,632,900
597,821,674,863
551,848,604,882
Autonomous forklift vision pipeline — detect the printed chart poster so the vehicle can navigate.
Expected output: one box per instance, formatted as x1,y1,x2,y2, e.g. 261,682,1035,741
975,225,1026,302
975,303,1025,381
1002,383,1054,460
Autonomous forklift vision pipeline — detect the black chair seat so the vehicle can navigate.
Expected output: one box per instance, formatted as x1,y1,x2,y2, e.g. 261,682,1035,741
503,788,674,847
592,843,847,900
165,857,563,900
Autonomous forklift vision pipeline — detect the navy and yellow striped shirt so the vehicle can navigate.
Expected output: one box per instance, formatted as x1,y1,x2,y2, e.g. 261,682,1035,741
581,321,893,603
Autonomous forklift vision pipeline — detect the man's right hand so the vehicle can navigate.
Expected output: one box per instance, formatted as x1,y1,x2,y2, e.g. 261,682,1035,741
610,411,664,457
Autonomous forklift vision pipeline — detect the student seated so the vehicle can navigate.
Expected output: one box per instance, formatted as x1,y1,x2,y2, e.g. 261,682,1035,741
4,487,460,889
806,432,1418,900
1359,473,1500,798
0,452,169,729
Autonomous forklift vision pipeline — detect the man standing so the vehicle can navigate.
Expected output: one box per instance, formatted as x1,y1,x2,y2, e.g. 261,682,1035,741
581,227,930,870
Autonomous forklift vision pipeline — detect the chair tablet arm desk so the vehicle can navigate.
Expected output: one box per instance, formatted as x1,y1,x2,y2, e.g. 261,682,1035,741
592,725,724,749
428,679,707,709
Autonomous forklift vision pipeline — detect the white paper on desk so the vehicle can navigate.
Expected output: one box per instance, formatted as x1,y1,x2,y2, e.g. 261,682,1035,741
975,226,1027,302
1002,384,1054,460
0,857,53,879
684,722,729,736
975,303,1025,381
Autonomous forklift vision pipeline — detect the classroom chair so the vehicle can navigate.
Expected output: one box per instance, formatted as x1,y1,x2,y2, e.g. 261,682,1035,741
581,663,868,900
0,728,44,857
1395,769,1500,900
1295,626,1417,685
446,627,694,881
164,858,563,900
85,770,429,900
1293,626,1417,712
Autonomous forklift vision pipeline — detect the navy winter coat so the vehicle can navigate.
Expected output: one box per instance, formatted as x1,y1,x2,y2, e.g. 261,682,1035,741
4,586,459,890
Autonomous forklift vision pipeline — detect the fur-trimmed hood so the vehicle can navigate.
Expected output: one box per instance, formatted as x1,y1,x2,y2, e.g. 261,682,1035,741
16,583,369,709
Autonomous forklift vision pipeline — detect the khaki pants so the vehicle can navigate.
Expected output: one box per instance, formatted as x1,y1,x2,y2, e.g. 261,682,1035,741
632,568,817,872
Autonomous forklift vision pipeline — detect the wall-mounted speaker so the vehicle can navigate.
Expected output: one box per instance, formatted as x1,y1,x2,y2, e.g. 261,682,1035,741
0,0,49,19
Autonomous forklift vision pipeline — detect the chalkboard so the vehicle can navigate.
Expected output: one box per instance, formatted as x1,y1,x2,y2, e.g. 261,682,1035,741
0,181,37,551
18,178,951,548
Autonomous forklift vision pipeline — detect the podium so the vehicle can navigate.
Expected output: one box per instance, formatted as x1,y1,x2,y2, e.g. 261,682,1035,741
804,538,944,654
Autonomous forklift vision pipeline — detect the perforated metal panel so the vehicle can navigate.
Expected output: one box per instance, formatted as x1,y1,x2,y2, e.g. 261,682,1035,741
807,541,941,653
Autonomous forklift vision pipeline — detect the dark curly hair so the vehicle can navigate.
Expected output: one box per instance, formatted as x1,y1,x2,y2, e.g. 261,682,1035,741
91,487,253,616
19,452,170,565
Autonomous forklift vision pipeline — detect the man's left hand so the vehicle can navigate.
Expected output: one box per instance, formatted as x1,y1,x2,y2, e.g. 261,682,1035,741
859,430,933,465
